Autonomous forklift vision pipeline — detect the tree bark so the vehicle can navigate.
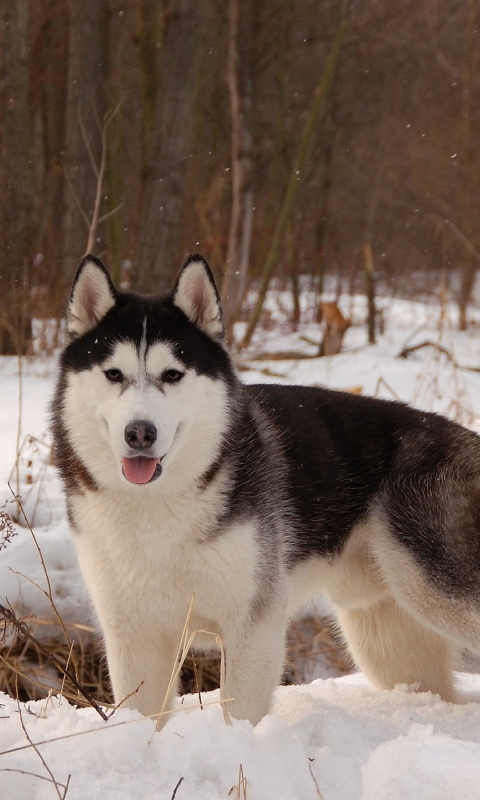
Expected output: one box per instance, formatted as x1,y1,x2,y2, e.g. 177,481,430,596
315,92,337,302
62,0,108,285
458,0,477,331
0,0,33,353
221,0,255,336
33,0,68,317
362,242,376,345
135,0,201,294
241,16,348,348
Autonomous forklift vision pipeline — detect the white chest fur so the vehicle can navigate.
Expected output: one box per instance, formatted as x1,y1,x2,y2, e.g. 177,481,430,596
70,483,260,645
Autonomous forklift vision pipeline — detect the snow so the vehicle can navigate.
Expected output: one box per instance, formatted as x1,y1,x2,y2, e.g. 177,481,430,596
2,676,480,799
2,291,480,799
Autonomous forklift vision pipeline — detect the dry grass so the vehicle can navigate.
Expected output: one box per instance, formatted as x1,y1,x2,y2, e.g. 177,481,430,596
0,619,113,708
285,615,353,684
0,613,351,709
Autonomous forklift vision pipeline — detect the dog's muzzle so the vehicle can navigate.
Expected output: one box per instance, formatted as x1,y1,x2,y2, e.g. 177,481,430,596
122,420,162,484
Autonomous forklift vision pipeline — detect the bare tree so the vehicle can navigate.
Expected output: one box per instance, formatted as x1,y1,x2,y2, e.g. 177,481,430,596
457,0,479,330
135,0,202,294
0,0,33,353
1,0,480,345
220,0,255,335
242,12,349,348
31,0,68,316
62,0,108,284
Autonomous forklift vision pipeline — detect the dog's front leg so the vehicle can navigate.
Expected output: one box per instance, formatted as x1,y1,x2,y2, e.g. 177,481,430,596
223,607,287,726
103,630,179,724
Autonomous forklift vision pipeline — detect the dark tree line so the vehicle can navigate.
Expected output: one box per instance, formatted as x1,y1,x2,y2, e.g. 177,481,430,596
0,0,479,353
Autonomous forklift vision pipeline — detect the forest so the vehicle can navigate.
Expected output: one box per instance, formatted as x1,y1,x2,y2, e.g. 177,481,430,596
1,0,479,353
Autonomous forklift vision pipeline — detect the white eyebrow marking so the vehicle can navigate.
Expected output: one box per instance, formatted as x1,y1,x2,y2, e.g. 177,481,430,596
145,341,182,378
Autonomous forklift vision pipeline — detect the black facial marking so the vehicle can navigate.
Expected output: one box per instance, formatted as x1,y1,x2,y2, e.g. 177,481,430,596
61,292,235,383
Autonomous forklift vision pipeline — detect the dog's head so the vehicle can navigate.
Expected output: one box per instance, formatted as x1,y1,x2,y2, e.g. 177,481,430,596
57,255,236,490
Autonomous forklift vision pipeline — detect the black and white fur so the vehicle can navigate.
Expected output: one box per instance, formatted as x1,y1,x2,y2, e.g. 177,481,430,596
53,253,480,725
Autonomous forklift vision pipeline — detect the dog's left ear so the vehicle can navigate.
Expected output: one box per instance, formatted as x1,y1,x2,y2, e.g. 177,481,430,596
68,255,117,338
172,254,223,340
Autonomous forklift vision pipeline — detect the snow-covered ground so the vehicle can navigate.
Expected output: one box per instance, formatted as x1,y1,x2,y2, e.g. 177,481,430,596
2,291,480,799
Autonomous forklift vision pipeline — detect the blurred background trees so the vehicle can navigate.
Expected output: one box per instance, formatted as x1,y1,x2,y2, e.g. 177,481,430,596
0,0,479,352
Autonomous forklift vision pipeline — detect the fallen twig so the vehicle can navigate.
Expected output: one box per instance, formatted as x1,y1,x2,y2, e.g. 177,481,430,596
398,339,457,364
171,777,184,800
16,681,71,799
308,759,325,800
242,351,322,361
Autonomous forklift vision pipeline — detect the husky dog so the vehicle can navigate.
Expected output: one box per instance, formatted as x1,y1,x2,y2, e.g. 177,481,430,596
53,253,480,725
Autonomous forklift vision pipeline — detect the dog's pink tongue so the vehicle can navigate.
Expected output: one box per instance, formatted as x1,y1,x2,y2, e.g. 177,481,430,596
122,457,159,484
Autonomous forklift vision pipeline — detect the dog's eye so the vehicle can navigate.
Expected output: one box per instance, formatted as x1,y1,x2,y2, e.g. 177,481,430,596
162,369,184,384
104,368,124,383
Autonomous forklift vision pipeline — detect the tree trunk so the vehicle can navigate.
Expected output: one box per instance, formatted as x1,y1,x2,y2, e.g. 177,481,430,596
319,302,350,356
221,0,255,337
33,0,69,319
315,92,337,303
241,16,348,348
287,222,301,329
62,0,108,285
362,242,376,344
0,0,33,353
458,0,477,331
135,0,201,294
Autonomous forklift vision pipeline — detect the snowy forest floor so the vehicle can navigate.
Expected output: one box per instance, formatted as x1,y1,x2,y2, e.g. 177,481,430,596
2,288,480,798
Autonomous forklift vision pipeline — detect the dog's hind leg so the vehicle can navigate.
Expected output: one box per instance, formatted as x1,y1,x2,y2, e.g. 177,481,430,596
334,597,457,702
370,526,480,685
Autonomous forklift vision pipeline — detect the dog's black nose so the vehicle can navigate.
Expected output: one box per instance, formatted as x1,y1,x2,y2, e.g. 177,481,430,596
124,420,157,450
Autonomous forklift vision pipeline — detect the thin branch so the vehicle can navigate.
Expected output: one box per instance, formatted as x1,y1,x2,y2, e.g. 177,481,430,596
160,594,196,720
426,211,480,265
192,659,203,711
96,203,124,226
159,595,232,728
171,777,184,800
84,99,123,256
0,768,69,788
64,173,91,231
308,759,326,800
373,376,402,401
8,485,75,661
17,685,71,800
398,339,457,365
10,568,75,651
107,680,144,718
14,351,23,512
78,106,100,180
61,640,75,698
241,350,321,361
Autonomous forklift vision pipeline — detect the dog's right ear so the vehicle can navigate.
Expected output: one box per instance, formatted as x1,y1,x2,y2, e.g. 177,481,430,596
68,255,117,338
172,254,224,340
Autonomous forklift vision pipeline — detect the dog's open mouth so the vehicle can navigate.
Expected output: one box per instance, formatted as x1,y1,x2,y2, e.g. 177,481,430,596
121,456,162,485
